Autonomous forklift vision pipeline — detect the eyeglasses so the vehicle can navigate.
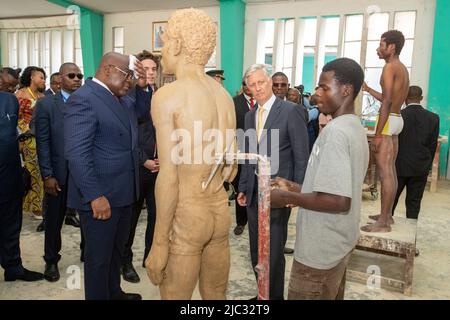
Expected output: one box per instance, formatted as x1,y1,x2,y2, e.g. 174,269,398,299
63,73,84,80
109,65,134,80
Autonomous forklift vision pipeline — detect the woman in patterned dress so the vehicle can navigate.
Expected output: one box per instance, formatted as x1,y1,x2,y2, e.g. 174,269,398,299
15,66,46,219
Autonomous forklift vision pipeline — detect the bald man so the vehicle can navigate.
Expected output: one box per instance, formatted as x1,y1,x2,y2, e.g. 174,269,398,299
64,52,149,300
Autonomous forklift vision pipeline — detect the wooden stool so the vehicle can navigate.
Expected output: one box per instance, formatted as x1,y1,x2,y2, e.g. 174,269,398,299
347,216,417,296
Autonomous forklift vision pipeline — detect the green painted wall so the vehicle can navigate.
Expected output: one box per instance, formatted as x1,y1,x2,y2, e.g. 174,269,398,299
220,0,246,96
47,0,103,77
428,0,450,178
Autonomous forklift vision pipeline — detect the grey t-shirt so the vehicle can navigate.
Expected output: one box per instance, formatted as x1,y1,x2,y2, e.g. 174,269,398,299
294,114,369,269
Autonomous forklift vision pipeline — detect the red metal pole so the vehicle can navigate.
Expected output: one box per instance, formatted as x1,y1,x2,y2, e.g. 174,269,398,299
255,157,270,300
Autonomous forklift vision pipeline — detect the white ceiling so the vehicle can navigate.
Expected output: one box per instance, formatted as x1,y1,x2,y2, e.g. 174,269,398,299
0,0,68,19
71,0,220,14
0,0,309,19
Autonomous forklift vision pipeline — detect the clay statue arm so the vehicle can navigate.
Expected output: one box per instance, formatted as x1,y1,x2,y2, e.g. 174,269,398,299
219,105,238,186
145,91,178,285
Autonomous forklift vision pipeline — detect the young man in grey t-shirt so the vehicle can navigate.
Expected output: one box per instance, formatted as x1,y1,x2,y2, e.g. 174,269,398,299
271,58,369,300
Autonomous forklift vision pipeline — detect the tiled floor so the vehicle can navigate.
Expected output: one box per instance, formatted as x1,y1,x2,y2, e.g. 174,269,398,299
1,180,450,300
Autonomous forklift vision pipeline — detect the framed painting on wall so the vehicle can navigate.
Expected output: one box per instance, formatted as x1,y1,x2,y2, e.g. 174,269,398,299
152,21,167,52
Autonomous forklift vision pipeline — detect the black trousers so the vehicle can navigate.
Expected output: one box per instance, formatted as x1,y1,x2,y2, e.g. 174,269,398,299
247,192,290,300
232,165,247,226
0,196,24,276
393,175,428,220
123,170,156,266
79,205,132,300
43,184,85,264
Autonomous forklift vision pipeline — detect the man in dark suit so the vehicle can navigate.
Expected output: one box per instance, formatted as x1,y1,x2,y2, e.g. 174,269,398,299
237,64,309,299
121,50,159,283
64,52,149,300
0,91,44,282
232,78,255,236
392,85,440,219
34,63,85,282
44,72,61,96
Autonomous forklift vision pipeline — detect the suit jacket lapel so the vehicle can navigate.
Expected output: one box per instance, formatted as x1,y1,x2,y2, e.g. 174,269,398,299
88,80,131,132
259,98,282,142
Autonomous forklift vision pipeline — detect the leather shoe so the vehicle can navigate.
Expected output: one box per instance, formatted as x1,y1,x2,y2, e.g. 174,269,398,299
65,215,80,228
36,221,45,232
284,247,294,255
112,291,142,300
5,268,44,282
234,225,245,236
44,263,60,282
121,263,140,283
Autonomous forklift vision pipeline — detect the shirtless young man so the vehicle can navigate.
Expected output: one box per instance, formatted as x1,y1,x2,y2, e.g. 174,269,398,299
145,8,237,299
361,30,409,233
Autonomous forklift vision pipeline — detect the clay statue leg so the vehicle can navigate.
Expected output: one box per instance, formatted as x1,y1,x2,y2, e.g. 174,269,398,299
362,135,396,232
159,253,202,299
199,201,231,299
199,235,230,299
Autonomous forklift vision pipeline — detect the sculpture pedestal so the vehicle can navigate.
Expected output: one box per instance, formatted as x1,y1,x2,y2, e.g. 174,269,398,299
347,216,417,296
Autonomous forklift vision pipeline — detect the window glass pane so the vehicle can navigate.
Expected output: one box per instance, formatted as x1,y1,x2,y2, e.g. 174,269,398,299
282,68,292,84
394,11,416,38
324,17,339,46
283,43,293,68
64,30,74,62
114,47,124,54
302,18,317,46
18,32,28,70
8,33,18,68
75,48,83,67
367,13,389,40
29,32,39,66
264,21,275,48
365,40,384,68
284,19,294,44
75,30,81,48
113,27,124,47
206,48,216,69
345,15,363,41
343,42,361,63
364,68,383,92
400,39,414,68
51,30,62,74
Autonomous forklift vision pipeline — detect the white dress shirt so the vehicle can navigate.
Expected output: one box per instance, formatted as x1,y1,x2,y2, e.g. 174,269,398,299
255,94,276,131
92,77,114,96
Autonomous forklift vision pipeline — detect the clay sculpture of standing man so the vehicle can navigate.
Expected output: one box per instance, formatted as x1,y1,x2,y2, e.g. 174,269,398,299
145,8,237,300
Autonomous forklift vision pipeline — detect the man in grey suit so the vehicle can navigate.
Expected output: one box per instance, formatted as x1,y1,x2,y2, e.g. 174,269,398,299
237,64,309,299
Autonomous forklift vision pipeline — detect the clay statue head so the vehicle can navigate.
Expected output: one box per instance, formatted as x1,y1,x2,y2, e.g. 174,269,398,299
161,8,216,74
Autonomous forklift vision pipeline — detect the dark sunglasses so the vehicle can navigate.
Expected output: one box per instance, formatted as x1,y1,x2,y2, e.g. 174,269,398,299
64,73,84,80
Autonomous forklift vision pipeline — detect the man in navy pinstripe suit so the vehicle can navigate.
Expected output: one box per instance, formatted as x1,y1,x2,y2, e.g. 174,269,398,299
64,52,150,300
